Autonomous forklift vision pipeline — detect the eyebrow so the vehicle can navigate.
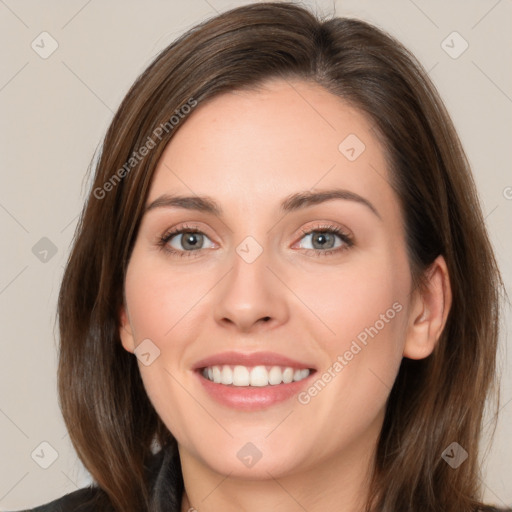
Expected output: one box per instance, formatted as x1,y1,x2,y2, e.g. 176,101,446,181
144,188,381,219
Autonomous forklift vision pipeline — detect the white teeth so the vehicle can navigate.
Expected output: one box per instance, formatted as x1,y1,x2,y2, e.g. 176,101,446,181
233,365,250,386
282,367,294,384
212,366,222,384
299,368,309,380
221,365,233,385
201,364,311,386
250,366,268,387
268,366,282,385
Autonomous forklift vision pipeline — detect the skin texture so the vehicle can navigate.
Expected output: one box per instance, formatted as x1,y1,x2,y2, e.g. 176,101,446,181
119,78,452,512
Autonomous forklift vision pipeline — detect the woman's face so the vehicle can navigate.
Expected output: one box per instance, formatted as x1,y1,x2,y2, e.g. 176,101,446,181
119,78,424,479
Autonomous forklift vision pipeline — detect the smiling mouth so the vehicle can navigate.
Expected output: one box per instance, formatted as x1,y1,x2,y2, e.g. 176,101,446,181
199,364,315,387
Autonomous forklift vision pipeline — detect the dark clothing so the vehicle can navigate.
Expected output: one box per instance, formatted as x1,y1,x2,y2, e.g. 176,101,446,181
10,443,183,512
9,443,512,511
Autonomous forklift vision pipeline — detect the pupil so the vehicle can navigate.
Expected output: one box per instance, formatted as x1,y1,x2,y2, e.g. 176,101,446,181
314,232,333,249
184,233,200,249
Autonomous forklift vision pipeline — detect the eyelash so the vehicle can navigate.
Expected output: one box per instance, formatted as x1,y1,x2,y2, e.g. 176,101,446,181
158,223,354,259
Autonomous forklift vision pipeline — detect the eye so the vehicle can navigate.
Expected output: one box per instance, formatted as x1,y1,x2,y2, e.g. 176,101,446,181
295,224,353,257
158,223,354,259
159,224,215,258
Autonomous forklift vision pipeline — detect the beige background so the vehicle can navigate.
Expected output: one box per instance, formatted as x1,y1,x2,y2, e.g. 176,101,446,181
0,0,511,510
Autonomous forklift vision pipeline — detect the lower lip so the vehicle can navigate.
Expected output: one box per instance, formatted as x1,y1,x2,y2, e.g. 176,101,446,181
194,370,316,411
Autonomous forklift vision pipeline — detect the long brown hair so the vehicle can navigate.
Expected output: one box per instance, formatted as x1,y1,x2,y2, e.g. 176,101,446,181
57,2,505,511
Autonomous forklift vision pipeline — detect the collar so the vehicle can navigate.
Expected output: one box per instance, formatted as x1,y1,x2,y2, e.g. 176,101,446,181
147,442,184,512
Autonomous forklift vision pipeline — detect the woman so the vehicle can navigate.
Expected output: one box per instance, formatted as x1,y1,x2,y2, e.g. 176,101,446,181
17,2,509,511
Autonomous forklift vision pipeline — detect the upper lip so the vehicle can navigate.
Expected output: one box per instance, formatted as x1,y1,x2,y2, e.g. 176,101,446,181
192,351,316,371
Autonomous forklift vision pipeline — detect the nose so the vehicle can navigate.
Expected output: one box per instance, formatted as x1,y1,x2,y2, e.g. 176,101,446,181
213,248,289,333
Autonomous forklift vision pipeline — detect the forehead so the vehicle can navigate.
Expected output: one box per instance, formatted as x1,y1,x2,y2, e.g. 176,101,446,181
147,79,393,217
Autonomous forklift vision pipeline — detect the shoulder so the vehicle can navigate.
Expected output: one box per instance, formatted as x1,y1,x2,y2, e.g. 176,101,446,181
10,442,181,512
8,485,105,511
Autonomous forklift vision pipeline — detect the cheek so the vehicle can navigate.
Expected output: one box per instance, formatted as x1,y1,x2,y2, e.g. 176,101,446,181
122,253,215,439
299,248,409,409
301,247,409,350
124,253,205,343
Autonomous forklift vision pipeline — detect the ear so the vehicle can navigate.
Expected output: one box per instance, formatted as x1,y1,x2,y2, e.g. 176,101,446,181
119,304,135,354
403,255,452,360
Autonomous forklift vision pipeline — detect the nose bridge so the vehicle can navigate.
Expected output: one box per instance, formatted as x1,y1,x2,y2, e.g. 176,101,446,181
213,234,286,330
